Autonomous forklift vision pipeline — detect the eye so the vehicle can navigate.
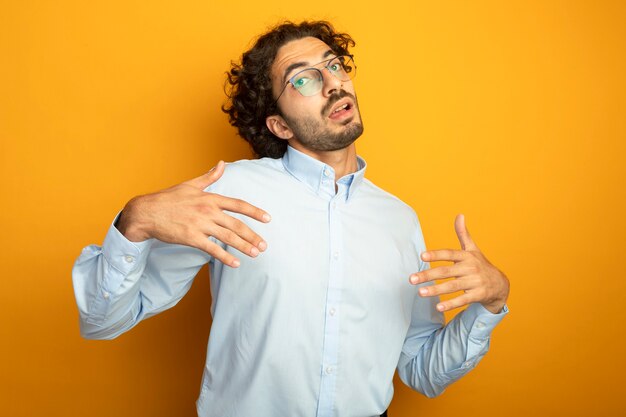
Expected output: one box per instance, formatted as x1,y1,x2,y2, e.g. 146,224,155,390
294,76,311,87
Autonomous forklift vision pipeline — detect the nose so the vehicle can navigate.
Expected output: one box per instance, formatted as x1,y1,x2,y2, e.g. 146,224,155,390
321,68,343,97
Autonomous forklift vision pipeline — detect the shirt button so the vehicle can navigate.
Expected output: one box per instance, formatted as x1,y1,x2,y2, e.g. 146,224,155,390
324,168,331,177
103,291,110,300
124,255,135,263
329,307,336,316
325,366,333,375
476,321,485,329
463,361,472,369
332,202,337,209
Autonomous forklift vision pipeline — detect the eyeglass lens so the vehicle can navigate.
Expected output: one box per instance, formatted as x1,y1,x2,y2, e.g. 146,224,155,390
291,56,356,96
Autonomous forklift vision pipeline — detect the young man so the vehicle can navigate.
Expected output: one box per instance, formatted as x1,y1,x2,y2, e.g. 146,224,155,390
73,21,509,417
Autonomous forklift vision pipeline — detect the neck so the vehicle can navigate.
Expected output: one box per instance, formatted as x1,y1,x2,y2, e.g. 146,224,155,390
289,142,358,180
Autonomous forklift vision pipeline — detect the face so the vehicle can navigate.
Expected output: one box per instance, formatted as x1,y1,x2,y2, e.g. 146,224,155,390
267,37,364,153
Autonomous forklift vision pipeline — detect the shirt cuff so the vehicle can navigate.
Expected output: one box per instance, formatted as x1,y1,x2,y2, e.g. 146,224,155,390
461,302,509,341
102,212,154,278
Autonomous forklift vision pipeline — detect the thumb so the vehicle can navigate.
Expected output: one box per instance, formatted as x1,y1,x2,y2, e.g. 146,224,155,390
185,160,225,190
455,213,478,251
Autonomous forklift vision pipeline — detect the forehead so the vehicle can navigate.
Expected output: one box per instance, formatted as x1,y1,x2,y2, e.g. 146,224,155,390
272,37,333,81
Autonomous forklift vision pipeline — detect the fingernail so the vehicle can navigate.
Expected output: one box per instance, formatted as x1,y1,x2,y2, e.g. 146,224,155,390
250,247,259,257
421,252,430,261
258,241,267,251
262,213,271,222
419,288,428,296
410,275,419,284
231,259,240,267
437,304,445,311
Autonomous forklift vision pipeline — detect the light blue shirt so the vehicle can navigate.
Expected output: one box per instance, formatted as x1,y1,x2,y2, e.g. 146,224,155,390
73,145,507,417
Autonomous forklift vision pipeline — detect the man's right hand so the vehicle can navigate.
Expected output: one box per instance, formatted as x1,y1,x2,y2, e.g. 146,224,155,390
115,161,271,268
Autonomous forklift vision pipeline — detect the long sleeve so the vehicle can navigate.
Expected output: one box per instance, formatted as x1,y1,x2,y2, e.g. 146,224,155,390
72,214,211,340
397,298,508,398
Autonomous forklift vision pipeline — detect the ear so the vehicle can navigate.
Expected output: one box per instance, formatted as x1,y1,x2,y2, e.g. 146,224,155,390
266,115,293,140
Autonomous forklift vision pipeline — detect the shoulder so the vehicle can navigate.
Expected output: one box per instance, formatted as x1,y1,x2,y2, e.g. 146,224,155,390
224,157,284,176
358,177,420,224
356,176,427,258
206,157,284,193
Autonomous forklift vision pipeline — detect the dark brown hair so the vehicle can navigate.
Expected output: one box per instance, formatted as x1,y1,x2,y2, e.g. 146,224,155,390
222,21,355,158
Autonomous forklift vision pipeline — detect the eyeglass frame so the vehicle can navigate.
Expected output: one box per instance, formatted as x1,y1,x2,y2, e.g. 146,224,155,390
273,54,356,104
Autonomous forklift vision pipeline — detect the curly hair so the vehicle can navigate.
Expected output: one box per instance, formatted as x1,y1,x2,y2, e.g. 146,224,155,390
222,21,355,159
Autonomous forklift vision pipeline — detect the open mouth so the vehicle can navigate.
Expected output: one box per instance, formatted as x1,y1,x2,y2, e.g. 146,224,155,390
328,102,353,120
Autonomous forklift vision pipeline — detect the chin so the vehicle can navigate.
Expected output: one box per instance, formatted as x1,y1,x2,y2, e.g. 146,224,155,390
325,122,364,151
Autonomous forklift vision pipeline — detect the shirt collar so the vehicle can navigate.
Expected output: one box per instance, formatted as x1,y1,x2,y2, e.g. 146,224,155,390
281,145,367,201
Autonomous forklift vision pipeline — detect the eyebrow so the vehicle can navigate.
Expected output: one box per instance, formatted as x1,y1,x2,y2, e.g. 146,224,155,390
281,49,336,84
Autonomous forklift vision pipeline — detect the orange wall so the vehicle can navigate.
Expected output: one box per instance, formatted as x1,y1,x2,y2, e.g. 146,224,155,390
2,1,625,416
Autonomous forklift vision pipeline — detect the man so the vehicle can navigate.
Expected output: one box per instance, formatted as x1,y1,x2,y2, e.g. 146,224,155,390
73,21,509,417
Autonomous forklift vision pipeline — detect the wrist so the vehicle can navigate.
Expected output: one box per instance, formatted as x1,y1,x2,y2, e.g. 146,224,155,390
482,300,506,314
115,196,151,242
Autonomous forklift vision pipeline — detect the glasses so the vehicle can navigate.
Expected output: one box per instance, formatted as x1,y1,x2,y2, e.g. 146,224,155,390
274,55,356,103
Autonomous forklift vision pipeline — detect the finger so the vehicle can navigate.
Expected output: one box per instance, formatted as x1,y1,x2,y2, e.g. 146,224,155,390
215,195,272,223
211,226,260,257
410,263,475,284
420,249,468,263
214,213,267,251
436,293,474,312
205,219,264,257
184,161,226,190
189,234,241,268
455,214,478,251
418,278,468,297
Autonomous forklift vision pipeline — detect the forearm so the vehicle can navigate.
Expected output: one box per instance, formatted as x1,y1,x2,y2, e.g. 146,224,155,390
73,210,213,340
72,217,155,339
397,302,508,397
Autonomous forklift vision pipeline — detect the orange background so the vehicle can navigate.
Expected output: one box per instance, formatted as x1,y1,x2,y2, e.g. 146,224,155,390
1,1,625,416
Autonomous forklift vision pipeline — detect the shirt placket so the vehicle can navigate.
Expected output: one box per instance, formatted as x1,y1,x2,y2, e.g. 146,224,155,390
316,174,346,417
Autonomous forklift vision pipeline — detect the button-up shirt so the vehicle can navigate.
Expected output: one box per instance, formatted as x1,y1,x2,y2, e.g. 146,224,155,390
73,145,507,417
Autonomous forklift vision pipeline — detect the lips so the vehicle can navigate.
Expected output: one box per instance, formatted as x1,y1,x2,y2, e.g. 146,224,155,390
328,99,354,120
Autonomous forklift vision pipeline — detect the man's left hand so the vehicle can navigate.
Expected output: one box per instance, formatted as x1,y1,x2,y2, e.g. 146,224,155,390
409,214,510,314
